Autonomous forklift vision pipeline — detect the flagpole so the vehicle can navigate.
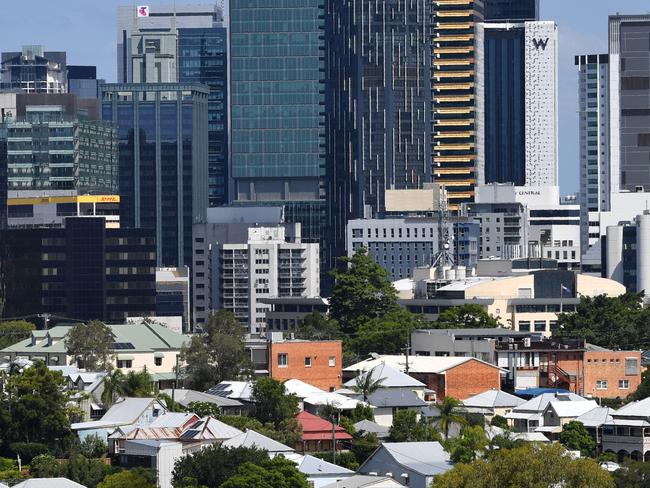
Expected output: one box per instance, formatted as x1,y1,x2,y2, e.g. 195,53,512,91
560,283,563,314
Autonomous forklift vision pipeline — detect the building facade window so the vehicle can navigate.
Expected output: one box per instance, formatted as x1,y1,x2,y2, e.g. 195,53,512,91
305,356,312,368
596,380,608,390
277,353,288,367
117,359,132,369
618,379,630,389
329,356,336,367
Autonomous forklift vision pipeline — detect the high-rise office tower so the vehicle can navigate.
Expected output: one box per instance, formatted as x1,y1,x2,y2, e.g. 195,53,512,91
117,4,229,207
67,65,101,99
575,54,609,254
325,0,432,266
0,46,67,93
475,21,558,187
100,83,208,268
431,1,484,210
484,0,538,21
230,0,326,244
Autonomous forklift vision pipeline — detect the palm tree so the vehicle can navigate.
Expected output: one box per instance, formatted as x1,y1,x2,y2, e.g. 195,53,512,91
352,366,385,402
101,370,125,408
438,396,466,440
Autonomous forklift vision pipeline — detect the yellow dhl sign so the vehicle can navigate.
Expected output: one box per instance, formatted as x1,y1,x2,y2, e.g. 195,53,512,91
8,195,120,205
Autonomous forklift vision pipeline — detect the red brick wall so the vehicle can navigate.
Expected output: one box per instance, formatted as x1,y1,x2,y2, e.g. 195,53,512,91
584,351,642,399
269,341,342,391
442,360,502,400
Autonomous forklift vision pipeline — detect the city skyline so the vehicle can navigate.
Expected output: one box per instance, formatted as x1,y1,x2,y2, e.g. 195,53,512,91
3,0,649,196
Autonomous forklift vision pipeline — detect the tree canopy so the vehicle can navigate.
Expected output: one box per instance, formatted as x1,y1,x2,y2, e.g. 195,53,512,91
432,443,614,488
435,304,500,329
389,409,441,443
251,377,299,427
554,292,650,350
181,310,252,391
293,312,341,340
0,320,36,349
97,471,155,488
219,457,309,488
65,320,115,371
559,421,596,457
350,308,428,356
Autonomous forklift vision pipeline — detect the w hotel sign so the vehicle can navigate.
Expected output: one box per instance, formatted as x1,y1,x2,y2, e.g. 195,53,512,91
532,37,550,50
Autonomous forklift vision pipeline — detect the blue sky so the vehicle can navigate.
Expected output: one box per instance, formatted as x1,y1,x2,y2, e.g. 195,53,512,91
2,0,649,195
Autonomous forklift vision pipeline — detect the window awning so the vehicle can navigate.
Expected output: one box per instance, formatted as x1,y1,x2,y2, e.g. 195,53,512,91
153,352,165,359
117,354,134,361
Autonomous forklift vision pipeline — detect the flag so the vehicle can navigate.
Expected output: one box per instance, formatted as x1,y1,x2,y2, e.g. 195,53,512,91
561,284,571,295
137,5,150,17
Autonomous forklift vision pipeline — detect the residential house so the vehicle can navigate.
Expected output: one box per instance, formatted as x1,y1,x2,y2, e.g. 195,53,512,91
321,475,406,488
283,379,366,415
343,363,427,397
359,442,452,488
353,420,390,439
268,339,343,391
160,388,243,415
343,355,503,401
284,453,354,488
63,370,107,421
294,411,352,453
602,397,650,462
222,429,295,457
461,389,526,421
505,392,587,433
206,381,254,403
575,406,615,446
1,322,187,375
355,389,428,428
12,479,86,488
71,397,167,442
119,440,183,488
539,400,599,439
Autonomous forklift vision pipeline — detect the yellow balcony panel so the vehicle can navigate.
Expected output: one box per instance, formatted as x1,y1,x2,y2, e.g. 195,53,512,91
435,10,472,17
434,168,473,175
436,23,474,30
433,59,473,66
434,96,474,103
434,83,474,91
448,191,475,199
434,47,474,54
434,157,475,164
434,71,475,79
434,131,473,139
434,35,474,43
434,0,472,5
434,107,474,114
435,144,475,151
435,120,474,127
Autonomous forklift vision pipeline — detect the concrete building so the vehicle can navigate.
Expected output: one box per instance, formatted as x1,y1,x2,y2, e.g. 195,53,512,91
1,45,67,93
0,217,156,323
346,217,479,281
476,21,558,188
268,339,342,391
155,267,191,332
191,206,284,328
101,83,208,268
216,225,320,334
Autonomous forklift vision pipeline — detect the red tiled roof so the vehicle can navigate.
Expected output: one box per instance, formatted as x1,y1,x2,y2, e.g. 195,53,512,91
295,411,352,440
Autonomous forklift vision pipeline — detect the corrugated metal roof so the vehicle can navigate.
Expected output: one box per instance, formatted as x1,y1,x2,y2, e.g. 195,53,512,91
463,389,526,409
344,363,425,389
376,442,452,475
222,429,294,452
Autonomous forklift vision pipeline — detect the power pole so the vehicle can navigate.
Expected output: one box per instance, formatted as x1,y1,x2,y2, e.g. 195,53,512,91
331,414,336,465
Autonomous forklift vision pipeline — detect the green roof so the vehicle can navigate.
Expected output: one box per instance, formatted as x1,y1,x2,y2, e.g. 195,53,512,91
1,322,188,355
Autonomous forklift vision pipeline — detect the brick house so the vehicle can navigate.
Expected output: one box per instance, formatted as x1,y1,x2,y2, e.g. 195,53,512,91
268,339,343,391
294,411,352,453
343,355,503,401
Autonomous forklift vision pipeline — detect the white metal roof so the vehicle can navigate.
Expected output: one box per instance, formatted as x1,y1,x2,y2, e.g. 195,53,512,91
344,363,425,389
462,389,526,409
613,397,650,419
344,355,502,375
546,400,599,418
283,379,326,398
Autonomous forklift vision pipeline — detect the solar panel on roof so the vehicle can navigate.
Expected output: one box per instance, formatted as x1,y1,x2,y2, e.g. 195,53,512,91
113,342,135,350
179,429,200,440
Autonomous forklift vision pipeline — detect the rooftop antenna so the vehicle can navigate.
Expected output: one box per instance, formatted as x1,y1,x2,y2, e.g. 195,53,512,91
431,184,455,271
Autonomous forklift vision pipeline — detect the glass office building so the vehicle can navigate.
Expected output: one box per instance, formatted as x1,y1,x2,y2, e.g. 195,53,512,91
101,83,208,268
178,27,229,207
230,0,326,245
484,0,538,21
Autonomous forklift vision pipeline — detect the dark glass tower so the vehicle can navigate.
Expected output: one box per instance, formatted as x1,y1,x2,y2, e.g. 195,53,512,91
325,0,432,264
484,0,538,21
101,83,208,268
482,25,526,185
178,27,229,208
230,0,326,245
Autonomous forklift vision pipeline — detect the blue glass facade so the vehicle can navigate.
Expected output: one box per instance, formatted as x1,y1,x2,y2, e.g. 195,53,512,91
483,26,526,186
230,0,326,244
101,83,208,268
178,27,229,207
484,0,538,21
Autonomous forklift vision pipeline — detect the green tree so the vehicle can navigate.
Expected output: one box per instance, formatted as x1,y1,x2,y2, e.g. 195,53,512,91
490,415,508,429
329,248,400,335
97,471,155,488
351,366,385,402
79,434,108,459
435,304,499,329
389,410,441,443
613,460,650,488
101,370,126,408
349,431,380,465
1,361,71,448
66,453,110,488
629,370,650,402
181,310,252,391
0,320,36,349
172,445,268,488
448,425,488,464
29,454,61,478
554,292,650,350
65,320,115,371
294,312,341,340
432,443,614,488
559,421,596,457
350,308,428,356
187,401,222,417
348,403,374,423
438,397,466,440
251,377,299,427
121,370,156,397
220,457,309,488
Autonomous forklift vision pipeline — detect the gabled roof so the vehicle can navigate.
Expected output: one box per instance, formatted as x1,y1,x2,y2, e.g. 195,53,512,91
179,417,242,441
296,411,352,441
613,397,650,419
362,442,451,476
13,479,86,488
344,355,503,375
353,420,390,438
546,400,599,418
150,412,199,429
511,393,586,414
205,381,253,401
321,475,405,488
362,388,427,409
72,397,166,431
343,363,425,389
575,407,615,427
463,389,526,409
161,388,243,408
283,379,326,398
222,429,294,453
303,391,366,411
284,453,354,476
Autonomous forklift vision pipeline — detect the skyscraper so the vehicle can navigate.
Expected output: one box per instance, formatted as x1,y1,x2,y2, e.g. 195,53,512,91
431,1,484,210
67,65,101,99
0,45,67,93
475,21,558,187
230,0,326,244
117,4,229,207
101,83,209,268
484,0,538,21
325,0,432,265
